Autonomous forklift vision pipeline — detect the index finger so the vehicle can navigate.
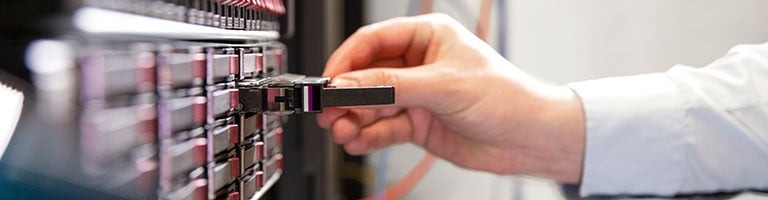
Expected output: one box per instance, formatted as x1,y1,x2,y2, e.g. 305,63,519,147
323,14,439,77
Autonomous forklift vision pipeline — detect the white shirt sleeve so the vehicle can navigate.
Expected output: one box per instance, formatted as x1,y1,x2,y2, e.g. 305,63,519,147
568,42,768,197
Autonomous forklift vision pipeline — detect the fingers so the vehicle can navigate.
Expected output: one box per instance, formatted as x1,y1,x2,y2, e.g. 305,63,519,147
320,66,454,150
318,66,444,150
323,14,449,77
367,57,406,68
324,107,402,144
343,113,414,155
335,108,437,155
319,14,478,155
330,66,445,110
316,107,347,129
352,107,402,128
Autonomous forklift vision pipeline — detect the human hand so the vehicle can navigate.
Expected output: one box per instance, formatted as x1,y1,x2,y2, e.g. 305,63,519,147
317,13,586,183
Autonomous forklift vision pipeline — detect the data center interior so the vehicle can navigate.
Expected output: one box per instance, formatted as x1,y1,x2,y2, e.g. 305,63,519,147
0,0,372,199
3,0,768,200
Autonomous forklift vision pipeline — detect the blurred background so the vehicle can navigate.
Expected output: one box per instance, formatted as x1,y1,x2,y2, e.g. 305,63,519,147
1,0,768,199
363,0,768,199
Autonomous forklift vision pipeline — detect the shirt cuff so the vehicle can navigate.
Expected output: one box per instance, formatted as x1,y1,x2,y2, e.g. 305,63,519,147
568,73,689,197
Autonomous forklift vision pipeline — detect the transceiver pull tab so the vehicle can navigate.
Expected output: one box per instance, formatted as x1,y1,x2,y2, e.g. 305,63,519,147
238,73,395,115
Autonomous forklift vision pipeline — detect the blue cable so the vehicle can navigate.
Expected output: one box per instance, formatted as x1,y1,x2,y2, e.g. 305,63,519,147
374,148,391,200
497,0,508,58
373,2,417,199
372,0,416,197
407,0,422,16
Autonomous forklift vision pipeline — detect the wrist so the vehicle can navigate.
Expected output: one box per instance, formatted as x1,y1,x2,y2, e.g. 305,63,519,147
531,85,586,183
552,86,586,183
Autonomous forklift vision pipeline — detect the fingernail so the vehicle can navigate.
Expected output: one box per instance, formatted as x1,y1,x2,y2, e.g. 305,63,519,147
331,77,358,87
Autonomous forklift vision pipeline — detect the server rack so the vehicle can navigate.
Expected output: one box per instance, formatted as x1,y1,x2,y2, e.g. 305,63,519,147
0,0,359,199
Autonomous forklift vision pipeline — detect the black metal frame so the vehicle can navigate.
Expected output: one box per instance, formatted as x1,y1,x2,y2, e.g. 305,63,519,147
278,0,365,199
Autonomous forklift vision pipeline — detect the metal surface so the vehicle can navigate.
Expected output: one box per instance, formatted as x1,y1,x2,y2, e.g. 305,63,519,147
74,7,281,41
237,73,395,115
321,86,395,107
0,0,367,199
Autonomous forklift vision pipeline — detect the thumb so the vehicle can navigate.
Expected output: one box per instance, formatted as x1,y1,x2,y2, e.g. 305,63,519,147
329,66,440,109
